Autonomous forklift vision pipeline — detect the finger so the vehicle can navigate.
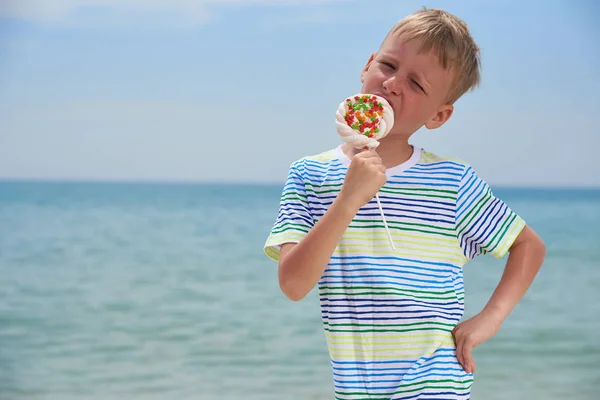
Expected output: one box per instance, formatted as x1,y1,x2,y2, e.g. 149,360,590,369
378,165,386,174
455,337,465,372
365,157,383,166
361,156,382,167
462,340,475,374
360,150,380,159
451,324,460,343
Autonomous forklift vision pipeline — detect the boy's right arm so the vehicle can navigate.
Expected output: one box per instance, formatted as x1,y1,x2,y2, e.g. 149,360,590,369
277,149,387,301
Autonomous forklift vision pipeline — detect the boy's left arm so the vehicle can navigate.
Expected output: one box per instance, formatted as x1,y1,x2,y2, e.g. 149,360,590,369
452,224,546,374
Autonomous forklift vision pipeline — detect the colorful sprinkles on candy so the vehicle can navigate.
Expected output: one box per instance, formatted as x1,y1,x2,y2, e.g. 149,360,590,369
344,95,385,138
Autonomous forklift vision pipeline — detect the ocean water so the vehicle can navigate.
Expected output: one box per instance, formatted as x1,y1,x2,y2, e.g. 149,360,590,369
0,181,599,400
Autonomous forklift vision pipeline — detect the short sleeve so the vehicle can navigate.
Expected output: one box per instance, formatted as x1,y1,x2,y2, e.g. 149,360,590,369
263,161,314,261
455,165,526,260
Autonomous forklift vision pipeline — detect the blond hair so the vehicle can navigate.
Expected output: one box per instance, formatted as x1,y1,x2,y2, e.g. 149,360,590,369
383,7,481,104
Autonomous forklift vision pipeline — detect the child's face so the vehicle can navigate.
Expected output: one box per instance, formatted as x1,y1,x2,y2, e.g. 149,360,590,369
360,34,455,138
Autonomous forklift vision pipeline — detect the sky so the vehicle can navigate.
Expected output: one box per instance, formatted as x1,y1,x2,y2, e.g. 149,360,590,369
0,0,598,187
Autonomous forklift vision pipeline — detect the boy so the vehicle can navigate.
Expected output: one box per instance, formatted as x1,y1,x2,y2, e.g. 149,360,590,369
263,7,546,400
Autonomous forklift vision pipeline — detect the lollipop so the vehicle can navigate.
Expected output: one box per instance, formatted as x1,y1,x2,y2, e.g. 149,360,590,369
336,93,396,250
336,94,394,149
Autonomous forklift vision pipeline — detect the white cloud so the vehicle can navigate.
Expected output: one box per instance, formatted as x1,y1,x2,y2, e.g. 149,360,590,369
0,0,348,28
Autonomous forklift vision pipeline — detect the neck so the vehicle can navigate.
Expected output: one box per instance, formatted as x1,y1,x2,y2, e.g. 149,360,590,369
343,135,414,169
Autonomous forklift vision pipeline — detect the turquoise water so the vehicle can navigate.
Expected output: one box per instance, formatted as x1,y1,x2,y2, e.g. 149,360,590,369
0,181,599,400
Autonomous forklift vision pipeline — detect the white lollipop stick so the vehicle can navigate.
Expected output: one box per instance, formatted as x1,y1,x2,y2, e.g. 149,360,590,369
335,94,396,250
375,193,395,250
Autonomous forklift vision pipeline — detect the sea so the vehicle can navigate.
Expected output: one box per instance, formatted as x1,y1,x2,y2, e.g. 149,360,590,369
0,181,599,400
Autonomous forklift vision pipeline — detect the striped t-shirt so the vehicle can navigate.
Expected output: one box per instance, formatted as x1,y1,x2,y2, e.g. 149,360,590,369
264,145,525,400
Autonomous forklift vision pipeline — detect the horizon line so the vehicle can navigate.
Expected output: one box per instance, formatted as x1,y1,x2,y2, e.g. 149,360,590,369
1,177,599,190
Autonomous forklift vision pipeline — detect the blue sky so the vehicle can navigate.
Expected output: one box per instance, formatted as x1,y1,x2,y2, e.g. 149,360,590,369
0,0,598,186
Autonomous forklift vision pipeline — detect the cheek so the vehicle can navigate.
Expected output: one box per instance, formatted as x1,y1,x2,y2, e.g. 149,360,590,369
396,94,428,122
398,90,418,112
401,83,421,103
362,68,384,86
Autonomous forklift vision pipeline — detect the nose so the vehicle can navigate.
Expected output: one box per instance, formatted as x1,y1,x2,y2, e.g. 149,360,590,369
383,75,402,96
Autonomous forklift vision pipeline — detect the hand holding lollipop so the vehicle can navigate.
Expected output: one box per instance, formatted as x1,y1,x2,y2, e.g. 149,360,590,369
336,94,396,250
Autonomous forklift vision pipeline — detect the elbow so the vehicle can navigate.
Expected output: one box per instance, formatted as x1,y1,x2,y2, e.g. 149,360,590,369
278,274,307,302
537,238,547,264
512,225,547,261
281,286,306,302
533,237,547,274
278,262,308,302
530,230,547,260
538,237,547,256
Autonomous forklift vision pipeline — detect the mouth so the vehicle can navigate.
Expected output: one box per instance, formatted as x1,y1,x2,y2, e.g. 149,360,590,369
373,93,393,108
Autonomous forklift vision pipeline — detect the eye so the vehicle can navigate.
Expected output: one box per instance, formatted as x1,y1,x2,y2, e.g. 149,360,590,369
381,61,396,70
411,79,425,93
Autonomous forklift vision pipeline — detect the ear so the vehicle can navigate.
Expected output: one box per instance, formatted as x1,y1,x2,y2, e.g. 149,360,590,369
424,104,454,130
360,52,377,83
